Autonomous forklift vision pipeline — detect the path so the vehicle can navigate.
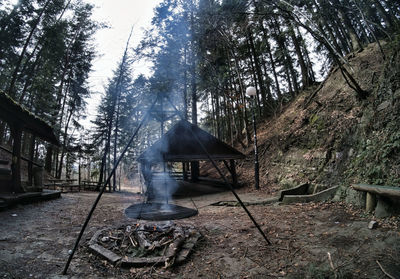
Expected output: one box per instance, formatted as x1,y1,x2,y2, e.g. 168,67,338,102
0,188,399,278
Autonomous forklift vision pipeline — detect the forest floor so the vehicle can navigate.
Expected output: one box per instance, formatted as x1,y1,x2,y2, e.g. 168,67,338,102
0,186,399,279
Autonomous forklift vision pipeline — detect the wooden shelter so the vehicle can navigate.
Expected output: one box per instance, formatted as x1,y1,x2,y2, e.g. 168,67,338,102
0,90,59,193
138,120,245,189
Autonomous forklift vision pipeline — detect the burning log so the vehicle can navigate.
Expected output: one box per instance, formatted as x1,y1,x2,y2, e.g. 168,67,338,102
148,236,172,251
134,230,152,249
128,235,137,247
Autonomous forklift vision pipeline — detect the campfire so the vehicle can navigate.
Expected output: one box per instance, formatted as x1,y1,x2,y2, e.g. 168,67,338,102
63,104,266,275
88,222,201,268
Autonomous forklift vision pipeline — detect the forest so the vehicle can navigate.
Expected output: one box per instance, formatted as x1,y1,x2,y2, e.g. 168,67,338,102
0,0,399,189
1,0,400,278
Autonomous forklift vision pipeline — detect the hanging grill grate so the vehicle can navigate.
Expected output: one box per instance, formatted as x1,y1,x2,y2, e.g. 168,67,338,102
125,202,198,221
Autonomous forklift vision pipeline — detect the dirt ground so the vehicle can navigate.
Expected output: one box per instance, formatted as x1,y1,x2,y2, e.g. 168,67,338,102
0,187,399,279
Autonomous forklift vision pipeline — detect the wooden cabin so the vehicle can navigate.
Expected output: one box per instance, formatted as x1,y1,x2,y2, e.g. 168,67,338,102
0,90,59,193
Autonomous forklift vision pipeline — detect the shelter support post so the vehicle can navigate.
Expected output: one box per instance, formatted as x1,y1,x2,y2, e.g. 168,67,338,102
223,160,238,187
182,162,188,181
230,159,238,186
190,161,199,182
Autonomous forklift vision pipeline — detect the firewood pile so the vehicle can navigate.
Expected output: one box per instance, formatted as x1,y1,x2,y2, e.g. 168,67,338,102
88,222,201,268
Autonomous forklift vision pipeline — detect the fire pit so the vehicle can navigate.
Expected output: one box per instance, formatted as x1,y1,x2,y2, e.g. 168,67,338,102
88,222,201,268
125,202,198,221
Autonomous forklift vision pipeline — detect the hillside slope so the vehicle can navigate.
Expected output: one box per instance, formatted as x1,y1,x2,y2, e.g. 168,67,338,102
235,40,400,200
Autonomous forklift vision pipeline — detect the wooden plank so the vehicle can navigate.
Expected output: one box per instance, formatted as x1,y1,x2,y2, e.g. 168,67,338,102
352,184,400,198
88,244,121,265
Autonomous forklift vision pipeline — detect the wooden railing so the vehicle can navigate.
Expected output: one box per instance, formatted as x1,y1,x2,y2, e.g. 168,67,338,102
41,179,104,193
44,179,79,193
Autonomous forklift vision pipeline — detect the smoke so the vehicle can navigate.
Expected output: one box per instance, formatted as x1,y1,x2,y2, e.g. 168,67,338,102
139,125,181,207
149,170,179,204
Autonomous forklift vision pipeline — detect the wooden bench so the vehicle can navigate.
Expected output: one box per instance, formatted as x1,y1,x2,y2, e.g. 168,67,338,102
351,184,400,213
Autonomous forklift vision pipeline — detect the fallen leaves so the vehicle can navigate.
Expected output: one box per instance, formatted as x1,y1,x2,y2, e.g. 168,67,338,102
2,190,399,279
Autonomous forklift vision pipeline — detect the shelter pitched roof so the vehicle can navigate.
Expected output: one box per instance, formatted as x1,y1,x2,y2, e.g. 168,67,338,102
0,90,59,145
138,120,245,163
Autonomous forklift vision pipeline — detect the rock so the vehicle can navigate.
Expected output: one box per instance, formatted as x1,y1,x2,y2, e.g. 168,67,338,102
279,178,298,190
360,108,373,128
332,186,346,202
101,236,110,242
394,88,400,99
368,220,378,229
344,187,366,208
377,100,390,111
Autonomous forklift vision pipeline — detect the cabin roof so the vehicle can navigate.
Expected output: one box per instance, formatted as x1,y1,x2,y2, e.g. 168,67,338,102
138,120,245,163
0,90,59,145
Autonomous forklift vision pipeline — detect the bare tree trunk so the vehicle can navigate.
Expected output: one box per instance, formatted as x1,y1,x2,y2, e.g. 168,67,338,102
280,8,368,99
190,1,199,181
271,16,299,96
57,109,73,178
247,53,261,115
231,49,252,145
335,1,363,51
97,141,107,190
211,94,216,135
247,30,268,115
215,93,221,139
183,45,188,120
113,99,120,191
373,0,397,31
287,19,311,88
253,0,282,101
